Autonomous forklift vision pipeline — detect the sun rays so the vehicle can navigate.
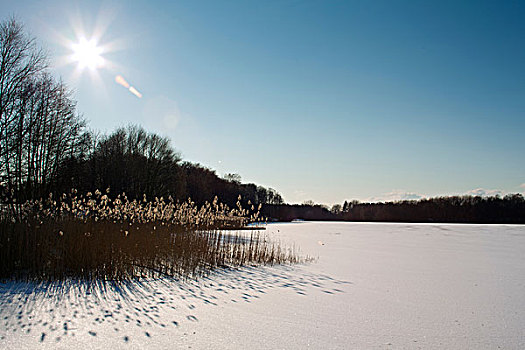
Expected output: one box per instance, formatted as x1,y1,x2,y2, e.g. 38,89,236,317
50,6,142,99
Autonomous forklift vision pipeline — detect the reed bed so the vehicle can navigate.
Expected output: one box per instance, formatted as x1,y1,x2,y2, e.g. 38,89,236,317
0,190,300,281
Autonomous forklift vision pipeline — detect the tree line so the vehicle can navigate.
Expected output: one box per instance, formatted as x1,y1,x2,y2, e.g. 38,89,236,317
0,18,283,210
337,195,525,223
261,194,525,224
57,124,284,208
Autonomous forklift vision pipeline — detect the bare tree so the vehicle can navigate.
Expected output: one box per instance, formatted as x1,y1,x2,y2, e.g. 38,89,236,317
0,18,89,206
331,204,342,215
0,18,47,177
91,125,182,198
267,188,283,205
224,173,241,184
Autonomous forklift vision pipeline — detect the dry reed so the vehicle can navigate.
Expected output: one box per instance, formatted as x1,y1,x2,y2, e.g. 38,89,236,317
0,190,300,281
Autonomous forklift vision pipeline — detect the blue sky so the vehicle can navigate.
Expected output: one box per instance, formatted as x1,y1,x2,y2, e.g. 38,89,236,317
3,0,524,204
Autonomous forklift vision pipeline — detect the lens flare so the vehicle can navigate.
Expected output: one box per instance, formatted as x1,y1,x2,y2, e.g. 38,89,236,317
115,75,130,89
129,86,142,98
115,75,142,98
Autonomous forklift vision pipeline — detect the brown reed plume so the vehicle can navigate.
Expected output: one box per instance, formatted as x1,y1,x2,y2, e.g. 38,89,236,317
0,190,301,281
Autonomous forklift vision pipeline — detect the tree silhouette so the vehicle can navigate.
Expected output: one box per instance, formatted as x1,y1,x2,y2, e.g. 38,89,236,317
0,18,88,208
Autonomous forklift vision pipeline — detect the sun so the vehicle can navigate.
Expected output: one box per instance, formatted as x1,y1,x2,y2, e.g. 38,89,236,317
71,38,104,71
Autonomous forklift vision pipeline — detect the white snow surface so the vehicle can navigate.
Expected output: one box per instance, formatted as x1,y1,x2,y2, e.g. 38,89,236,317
1,222,525,349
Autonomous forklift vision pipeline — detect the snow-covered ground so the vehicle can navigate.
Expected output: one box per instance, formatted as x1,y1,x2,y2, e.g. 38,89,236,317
1,222,525,349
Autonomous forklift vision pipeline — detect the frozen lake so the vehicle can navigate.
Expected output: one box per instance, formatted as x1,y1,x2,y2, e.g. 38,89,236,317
1,222,525,349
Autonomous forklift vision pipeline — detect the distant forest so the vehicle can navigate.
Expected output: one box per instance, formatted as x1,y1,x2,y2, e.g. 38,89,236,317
262,195,525,224
1,18,524,224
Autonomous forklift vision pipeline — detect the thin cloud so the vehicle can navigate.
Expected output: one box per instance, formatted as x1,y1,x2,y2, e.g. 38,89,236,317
369,190,425,203
466,188,504,197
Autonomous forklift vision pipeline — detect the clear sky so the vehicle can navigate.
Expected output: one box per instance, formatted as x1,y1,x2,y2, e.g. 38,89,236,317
3,0,524,204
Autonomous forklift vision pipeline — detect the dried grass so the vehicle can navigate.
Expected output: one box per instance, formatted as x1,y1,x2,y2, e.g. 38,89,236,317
0,190,301,281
